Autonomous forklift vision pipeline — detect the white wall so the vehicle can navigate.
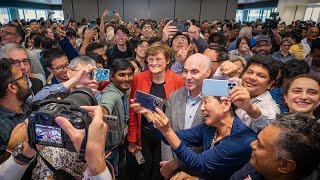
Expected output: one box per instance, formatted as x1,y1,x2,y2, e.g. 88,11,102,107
277,0,319,24
62,0,238,22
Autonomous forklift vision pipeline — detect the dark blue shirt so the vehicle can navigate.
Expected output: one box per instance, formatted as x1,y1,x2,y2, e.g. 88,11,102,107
270,87,288,113
161,116,257,179
0,99,32,162
229,162,265,180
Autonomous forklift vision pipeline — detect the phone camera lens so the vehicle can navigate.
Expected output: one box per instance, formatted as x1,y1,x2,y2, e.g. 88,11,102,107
232,83,236,86
228,83,231,86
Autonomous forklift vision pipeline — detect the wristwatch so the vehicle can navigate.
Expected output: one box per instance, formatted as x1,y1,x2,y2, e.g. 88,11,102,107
12,142,34,165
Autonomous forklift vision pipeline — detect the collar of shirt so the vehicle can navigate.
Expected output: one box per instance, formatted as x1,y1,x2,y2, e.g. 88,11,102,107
0,99,32,118
187,91,202,102
251,91,269,104
109,82,128,97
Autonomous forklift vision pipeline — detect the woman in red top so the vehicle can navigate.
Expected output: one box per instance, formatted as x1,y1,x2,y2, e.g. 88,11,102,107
128,42,184,179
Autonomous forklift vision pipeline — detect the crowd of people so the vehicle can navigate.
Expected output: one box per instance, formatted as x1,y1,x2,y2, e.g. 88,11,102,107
0,8,320,180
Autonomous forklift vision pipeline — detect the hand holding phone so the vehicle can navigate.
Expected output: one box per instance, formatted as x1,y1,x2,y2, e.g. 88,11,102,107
134,91,164,112
63,13,71,31
88,20,96,29
202,79,237,97
103,115,118,132
93,69,110,81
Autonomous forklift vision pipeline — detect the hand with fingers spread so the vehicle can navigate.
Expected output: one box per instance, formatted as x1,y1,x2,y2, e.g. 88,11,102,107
102,9,108,19
162,20,178,42
55,105,108,176
219,61,240,78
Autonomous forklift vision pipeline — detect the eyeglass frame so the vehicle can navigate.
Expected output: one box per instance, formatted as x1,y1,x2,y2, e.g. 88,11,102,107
50,63,70,72
10,75,28,83
0,29,18,36
12,59,31,67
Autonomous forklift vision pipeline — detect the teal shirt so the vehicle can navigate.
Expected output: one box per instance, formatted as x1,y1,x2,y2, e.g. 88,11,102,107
100,83,129,148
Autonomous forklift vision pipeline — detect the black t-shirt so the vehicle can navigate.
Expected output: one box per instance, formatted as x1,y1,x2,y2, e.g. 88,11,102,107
106,43,133,62
141,81,166,126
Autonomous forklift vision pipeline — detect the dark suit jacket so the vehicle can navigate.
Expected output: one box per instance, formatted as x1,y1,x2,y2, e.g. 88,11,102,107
162,86,204,161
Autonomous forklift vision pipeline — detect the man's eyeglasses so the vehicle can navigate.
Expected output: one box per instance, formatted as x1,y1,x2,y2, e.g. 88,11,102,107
116,33,127,37
10,76,28,83
13,59,31,67
51,63,69,72
0,30,17,36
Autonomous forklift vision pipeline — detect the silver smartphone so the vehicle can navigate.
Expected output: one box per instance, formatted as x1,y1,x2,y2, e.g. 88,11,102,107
134,150,145,164
202,79,237,97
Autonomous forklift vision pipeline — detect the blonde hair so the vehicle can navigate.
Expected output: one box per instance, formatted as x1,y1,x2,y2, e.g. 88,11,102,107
280,37,294,45
229,56,247,69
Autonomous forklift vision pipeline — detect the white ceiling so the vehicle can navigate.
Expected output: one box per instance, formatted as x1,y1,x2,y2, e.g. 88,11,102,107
18,0,62,5
237,0,273,4
16,0,274,5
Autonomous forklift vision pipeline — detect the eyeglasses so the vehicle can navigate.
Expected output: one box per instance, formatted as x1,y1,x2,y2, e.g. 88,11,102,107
51,63,69,72
146,58,165,64
172,37,188,43
12,59,31,67
10,76,28,83
0,30,17,36
115,33,127,37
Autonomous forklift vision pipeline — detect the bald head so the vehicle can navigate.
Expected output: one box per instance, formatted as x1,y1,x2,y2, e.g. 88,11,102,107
185,53,211,71
183,53,211,97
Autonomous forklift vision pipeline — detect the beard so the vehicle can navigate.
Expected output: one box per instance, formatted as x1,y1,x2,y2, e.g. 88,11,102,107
16,83,32,102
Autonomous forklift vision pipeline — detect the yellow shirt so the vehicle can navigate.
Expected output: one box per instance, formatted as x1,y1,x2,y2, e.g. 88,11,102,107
289,44,303,59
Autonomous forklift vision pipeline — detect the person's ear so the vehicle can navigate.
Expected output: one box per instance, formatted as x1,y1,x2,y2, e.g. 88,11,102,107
8,83,18,94
205,68,211,78
284,94,288,104
47,67,53,74
222,98,232,112
16,36,22,44
67,69,72,79
278,159,296,174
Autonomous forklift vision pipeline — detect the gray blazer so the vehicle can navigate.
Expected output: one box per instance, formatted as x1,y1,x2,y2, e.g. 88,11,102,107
161,86,204,161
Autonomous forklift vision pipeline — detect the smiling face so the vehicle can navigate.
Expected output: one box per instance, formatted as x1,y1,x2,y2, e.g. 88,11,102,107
135,41,149,58
200,96,230,126
242,64,274,98
284,77,320,118
183,54,210,96
115,29,128,46
146,52,169,75
111,68,134,92
250,125,282,178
